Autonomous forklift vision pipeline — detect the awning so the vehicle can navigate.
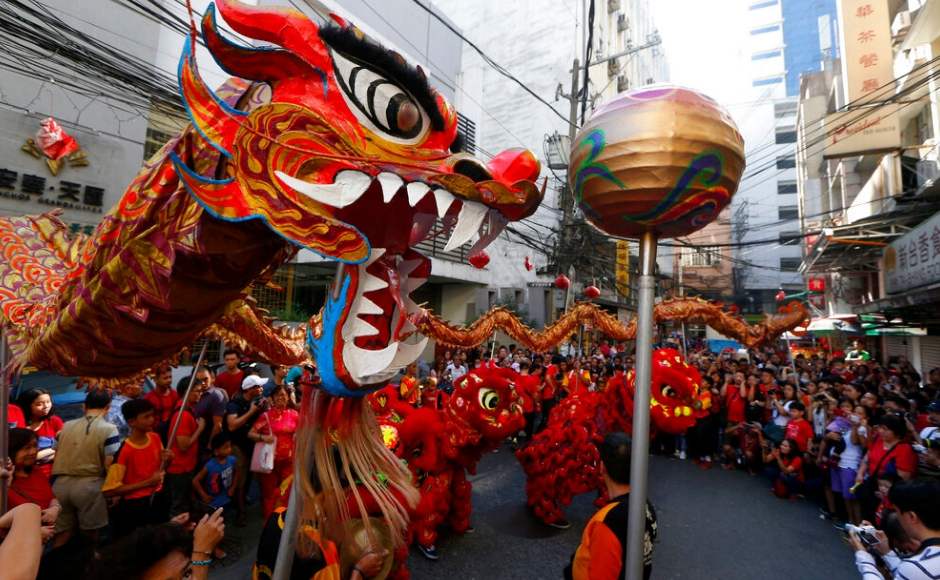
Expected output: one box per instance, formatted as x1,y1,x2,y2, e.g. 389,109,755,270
805,317,862,335
854,284,940,326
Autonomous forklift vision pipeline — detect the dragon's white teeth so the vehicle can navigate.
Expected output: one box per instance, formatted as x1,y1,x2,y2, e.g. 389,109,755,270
401,318,418,334
469,210,508,255
343,341,399,380
365,248,387,266
377,173,403,203
389,336,429,369
360,271,389,293
444,200,488,251
341,316,380,340
398,258,423,278
276,170,371,208
357,296,384,315
406,182,431,207
432,188,456,218
403,277,426,295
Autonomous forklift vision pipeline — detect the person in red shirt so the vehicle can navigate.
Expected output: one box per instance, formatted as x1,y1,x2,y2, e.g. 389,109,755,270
215,350,246,399
7,428,60,544
102,398,171,536
7,403,25,429
767,438,803,498
722,372,747,423
566,360,592,397
166,380,205,517
855,414,918,486
248,385,300,519
784,401,814,452
144,365,179,442
17,388,64,480
517,361,542,440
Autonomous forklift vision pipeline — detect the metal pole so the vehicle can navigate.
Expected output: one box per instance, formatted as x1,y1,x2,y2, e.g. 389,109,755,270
626,231,657,580
164,340,209,464
0,329,9,514
273,262,346,580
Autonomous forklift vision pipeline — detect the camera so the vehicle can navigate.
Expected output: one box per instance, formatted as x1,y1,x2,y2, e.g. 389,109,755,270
844,524,879,547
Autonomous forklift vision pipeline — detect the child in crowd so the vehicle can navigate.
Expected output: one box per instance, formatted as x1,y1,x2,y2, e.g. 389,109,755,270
767,438,804,499
7,428,60,543
166,380,206,517
193,433,238,512
17,388,64,480
102,399,170,536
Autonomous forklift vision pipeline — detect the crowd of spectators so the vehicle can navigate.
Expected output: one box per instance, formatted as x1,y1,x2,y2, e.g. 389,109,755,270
2,337,938,578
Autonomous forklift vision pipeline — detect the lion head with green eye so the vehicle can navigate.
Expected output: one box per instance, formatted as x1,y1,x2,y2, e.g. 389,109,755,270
448,366,526,442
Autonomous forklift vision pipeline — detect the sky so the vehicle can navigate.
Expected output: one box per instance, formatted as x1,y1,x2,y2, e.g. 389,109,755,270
652,0,761,129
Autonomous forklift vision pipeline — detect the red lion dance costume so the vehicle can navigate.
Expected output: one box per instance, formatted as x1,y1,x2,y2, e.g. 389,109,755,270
371,366,524,570
516,348,710,525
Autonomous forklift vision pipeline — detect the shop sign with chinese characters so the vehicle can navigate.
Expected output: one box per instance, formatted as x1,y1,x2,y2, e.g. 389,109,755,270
0,168,104,214
826,0,900,158
884,211,940,294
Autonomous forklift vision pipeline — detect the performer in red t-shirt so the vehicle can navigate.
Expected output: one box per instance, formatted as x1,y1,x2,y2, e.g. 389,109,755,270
215,350,246,399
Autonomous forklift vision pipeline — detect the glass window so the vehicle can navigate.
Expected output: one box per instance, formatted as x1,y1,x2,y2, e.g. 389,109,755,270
752,50,782,60
753,77,783,87
780,257,802,271
777,180,798,194
775,130,797,144
778,206,799,220
681,246,721,267
750,24,781,35
776,156,796,169
779,231,801,245
749,0,778,8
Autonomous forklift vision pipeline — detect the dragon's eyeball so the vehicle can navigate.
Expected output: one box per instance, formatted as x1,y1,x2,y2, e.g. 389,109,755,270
478,388,499,410
660,385,677,399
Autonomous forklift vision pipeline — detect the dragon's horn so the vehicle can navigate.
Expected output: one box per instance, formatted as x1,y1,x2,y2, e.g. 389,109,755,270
214,0,330,70
177,35,245,157
201,4,313,82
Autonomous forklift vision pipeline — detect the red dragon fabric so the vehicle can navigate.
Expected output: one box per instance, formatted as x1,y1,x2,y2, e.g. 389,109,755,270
516,348,710,525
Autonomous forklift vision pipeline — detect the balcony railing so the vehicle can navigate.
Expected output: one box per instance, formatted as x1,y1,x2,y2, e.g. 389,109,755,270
413,219,473,264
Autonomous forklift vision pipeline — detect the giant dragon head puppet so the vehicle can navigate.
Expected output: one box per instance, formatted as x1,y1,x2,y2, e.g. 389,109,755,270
179,1,542,395
176,0,542,552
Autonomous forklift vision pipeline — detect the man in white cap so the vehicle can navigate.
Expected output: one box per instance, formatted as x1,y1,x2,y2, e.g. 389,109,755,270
225,373,270,525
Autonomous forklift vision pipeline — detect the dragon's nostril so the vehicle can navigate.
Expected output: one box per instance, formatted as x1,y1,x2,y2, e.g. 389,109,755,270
451,157,493,183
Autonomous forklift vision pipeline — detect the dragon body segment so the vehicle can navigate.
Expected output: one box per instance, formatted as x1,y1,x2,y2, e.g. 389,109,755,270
370,366,525,571
516,348,710,525
0,0,541,553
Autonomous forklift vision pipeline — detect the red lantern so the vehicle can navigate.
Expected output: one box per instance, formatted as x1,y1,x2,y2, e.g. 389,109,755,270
554,274,570,289
775,290,786,302
584,285,601,299
469,251,490,269
524,256,533,271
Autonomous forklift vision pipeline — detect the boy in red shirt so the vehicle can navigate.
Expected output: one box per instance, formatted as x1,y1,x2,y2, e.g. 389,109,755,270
102,398,171,535
784,402,814,452
166,380,206,517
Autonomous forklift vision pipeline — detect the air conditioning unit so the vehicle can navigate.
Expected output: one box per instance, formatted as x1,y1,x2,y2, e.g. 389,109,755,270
618,13,629,32
916,159,940,188
617,75,630,92
608,59,619,76
892,10,912,40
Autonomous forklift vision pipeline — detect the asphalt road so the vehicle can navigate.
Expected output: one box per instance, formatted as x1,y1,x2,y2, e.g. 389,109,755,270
217,448,860,580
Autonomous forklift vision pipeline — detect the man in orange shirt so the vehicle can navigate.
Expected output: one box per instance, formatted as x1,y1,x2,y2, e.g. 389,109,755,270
399,362,420,407
102,398,172,535
566,432,658,580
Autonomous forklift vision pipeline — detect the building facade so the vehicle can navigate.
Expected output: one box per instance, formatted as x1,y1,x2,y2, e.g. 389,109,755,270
735,0,839,313
797,0,940,376
435,0,668,322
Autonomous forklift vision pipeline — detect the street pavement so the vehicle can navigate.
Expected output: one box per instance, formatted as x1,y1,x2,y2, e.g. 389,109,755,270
217,447,860,579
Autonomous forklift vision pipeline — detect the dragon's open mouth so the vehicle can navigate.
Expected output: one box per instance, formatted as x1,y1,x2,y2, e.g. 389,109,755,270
288,169,510,387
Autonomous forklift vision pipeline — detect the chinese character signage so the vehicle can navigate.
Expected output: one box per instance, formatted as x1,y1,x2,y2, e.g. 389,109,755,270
825,0,900,158
884,211,940,294
615,240,631,298
808,277,826,293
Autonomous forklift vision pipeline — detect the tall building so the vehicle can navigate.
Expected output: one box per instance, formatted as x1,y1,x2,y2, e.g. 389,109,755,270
735,0,839,313
433,0,668,321
796,0,940,374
